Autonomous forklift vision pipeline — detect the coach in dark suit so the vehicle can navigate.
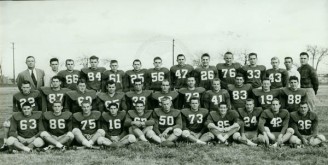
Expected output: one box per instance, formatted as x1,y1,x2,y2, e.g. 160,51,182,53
16,56,45,91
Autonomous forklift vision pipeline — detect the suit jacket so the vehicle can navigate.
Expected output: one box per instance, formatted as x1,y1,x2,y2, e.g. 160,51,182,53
16,68,45,91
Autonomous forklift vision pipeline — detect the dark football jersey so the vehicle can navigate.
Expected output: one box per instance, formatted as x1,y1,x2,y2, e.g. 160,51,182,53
43,111,72,136
205,110,240,129
237,107,262,132
258,109,289,133
9,111,44,138
97,92,127,111
181,108,209,133
193,66,218,90
238,65,266,88
178,87,206,109
252,88,281,109
101,111,126,137
266,68,288,89
170,64,194,89
290,111,318,136
80,67,106,91
13,90,42,112
280,87,307,112
72,111,102,135
151,91,179,109
125,90,152,110
216,63,241,89
57,70,81,90
41,87,71,112
124,69,148,91
146,68,170,91
64,90,98,113
203,89,231,111
101,70,125,92
153,108,182,134
124,110,154,127
227,84,253,109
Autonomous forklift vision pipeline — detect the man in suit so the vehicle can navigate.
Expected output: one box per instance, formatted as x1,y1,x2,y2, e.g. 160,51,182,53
16,56,45,91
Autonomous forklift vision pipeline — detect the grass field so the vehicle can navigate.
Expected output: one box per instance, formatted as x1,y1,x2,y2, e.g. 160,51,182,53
0,86,328,165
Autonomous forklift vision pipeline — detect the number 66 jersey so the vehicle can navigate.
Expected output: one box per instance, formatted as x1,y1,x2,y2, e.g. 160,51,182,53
258,109,289,133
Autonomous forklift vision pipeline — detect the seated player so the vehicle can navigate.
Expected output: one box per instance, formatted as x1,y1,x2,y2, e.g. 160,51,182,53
125,78,152,110
72,101,105,148
153,97,182,146
97,103,136,147
6,102,44,152
151,80,179,109
258,98,294,147
181,97,210,144
97,80,127,112
40,101,74,151
252,78,281,110
125,100,161,143
203,78,231,111
205,102,241,145
289,102,326,147
178,76,206,109
227,74,252,109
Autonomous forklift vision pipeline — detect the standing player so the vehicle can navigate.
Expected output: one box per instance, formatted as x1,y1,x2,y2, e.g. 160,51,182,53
40,101,73,150
284,57,300,88
72,101,104,148
258,99,294,147
238,53,266,88
289,102,326,147
151,80,179,109
178,76,206,109
170,54,194,90
193,53,218,90
41,76,70,112
280,76,308,112
203,78,231,111
101,60,125,92
57,59,81,90
146,57,170,91
227,74,253,109
252,78,281,109
266,57,288,89
44,58,60,87
80,55,106,92
125,78,152,110
216,52,242,89
124,59,148,92
97,80,127,112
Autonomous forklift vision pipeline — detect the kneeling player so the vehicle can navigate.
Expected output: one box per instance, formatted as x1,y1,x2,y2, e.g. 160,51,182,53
6,102,44,152
40,101,74,151
258,98,294,147
72,101,105,148
181,97,210,144
289,102,326,147
125,100,161,143
97,103,136,147
205,102,241,145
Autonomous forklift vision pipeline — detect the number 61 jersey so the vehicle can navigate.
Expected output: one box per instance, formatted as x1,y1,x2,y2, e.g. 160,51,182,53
9,111,44,138
43,111,72,136
72,111,102,135
258,109,289,133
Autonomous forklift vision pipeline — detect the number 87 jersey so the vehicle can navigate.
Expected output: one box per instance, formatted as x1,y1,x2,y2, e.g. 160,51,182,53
258,109,289,133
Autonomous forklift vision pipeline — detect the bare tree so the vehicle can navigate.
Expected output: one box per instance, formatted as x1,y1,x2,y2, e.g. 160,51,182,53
306,45,328,71
218,49,249,65
76,54,89,68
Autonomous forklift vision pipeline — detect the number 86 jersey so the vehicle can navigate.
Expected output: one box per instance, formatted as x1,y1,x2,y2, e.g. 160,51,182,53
43,111,72,136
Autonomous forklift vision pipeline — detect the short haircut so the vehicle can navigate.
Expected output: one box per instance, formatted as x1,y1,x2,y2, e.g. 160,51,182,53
65,59,74,64
300,52,309,58
272,98,281,104
135,100,145,106
52,100,62,106
235,73,244,79
218,102,228,107
51,75,61,82
201,53,210,59
81,100,91,106
271,56,280,62
160,96,171,102
21,80,31,86
177,54,185,59
248,53,257,58
106,80,116,87
89,55,99,61
187,76,196,80
107,103,118,109
289,76,299,82
284,57,293,62
212,78,221,82
162,79,170,84
262,77,270,82
133,78,143,84
22,102,32,108
299,102,309,107
224,52,233,56
153,57,162,62
110,60,118,64
26,56,35,61
133,59,141,65
189,97,199,103
77,79,86,85
50,58,59,64
246,98,255,104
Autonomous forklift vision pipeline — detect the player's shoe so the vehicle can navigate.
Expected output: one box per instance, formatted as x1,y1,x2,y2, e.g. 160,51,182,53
42,145,55,152
0,144,9,152
60,146,67,152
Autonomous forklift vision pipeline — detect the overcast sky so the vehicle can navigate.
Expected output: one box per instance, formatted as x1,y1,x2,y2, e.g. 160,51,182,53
1,0,327,78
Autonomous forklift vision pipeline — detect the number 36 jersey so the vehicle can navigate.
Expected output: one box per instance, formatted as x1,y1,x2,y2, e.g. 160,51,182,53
258,109,289,133
9,111,44,138
289,111,318,136
72,111,102,135
43,111,72,136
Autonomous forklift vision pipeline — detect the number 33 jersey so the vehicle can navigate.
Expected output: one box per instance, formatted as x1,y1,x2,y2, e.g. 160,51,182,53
72,111,102,135
43,111,72,136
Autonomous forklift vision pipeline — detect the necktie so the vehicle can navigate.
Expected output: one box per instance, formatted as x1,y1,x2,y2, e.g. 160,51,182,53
31,70,37,86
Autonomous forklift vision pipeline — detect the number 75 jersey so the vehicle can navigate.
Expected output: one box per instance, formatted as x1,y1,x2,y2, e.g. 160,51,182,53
72,111,102,135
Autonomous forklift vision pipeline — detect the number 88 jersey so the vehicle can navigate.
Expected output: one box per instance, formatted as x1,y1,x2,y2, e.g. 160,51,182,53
290,111,318,136
10,111,43,138
43,111,72,136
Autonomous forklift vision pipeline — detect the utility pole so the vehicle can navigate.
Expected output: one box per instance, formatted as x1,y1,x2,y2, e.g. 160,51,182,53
12,42,15,84
172,39,175,66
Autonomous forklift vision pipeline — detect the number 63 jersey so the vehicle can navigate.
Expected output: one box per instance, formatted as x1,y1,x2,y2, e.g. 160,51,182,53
72,111,102,135
43,111,72,136
9,111,44,138
258,109,289,133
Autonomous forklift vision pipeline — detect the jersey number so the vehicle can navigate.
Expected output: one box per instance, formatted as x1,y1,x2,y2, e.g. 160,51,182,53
131,74,144,83
175,69,188,79
232,90,247,100
151,72,164,82
49,119,66,129
109,74,121,83
270,117,282,127
87,72,101,81
200,71,214,80
66,74,79,84
81,119,96,130
287,95,301,104
185,93,200,102
222,69,236,78
188,114,203,124
217,120,230,129
108,119,121,129
48,93,64,103
269,73,281,82
298,120,311,130
159,116,174,125
247,70,260,79
211,95,223,105
20,119,37,130
260,95,273,105
243,116,257,127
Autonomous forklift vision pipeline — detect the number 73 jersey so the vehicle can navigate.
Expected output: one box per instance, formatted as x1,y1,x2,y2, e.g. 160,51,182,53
258,109,289,133
72,111,102,135
181,108,209,133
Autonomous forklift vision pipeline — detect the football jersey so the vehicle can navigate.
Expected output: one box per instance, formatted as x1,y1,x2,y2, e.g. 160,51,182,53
203,89,231,111
40,87,71,112
266,68,289,89
101,70,125,92
252,88,281,109
9,111,44,138
13,90,42,112
101,111,126,137
72,111,102,135
64,90,98,113
216,63,242,89
97,92,127,111
125,90,152,110
146,68,170,91
178,87,206,109
238,65,266,88
124,69,148,91
227,84,253,109
205,110,240,128
193,65,218,90
258,109,289,133
153,108,182,134
170,64,194,89
151,91,179,109
43,111,72,136
124,110,154,127
181,108,209,133
237,107,262,132
57,70,81,90
280,87,307,112
289,111,318,136
80,67,106,91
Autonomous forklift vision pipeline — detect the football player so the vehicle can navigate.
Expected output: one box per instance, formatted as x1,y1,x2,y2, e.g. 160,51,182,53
57,59,81,90
72,101,105,148
193,53,218,90
178,76,206,109
125,78,152,110
97,80,127,112
238,53,266,88
284,57,300,88
170,54,194,90
266,57,288,89
216,52,242,89
258,98,294,147
146,57,170,91
40,101,73,151
6,102,44,152
124,59,148,92
227,74,252,109
80,55,106,92
151,80,179,109
101,60,125,92
203,78,231,111
252,78,281,109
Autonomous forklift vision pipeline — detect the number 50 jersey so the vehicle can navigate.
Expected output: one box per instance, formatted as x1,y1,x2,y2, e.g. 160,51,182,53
153,108,182,134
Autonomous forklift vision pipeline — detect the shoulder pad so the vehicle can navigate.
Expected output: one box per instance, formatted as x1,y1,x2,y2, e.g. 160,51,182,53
199,108,209,115
41,87,52,95
91,111,102,119
127,110,137,117
227,84,234,90
125,91,133,97
62,111,72,119
73,112,84,121
154,108,162,116
144,110,153,118
43,111,53,120
32,111,42,119
171,109,181,117
178,88,187,93
309,111,317,120
180,108,189,116
289,111,298,121
61,88,71,93
13,112,24,120
196,87,206,93
118,110,126,118
143,90,153,96
97,92,107,100
67,91,78,100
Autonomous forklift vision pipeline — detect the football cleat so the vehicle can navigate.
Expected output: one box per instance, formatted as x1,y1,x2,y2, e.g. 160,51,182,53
42,145,55,152
0,144,9,152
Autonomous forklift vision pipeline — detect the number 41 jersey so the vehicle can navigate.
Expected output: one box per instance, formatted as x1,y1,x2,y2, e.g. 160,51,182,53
72,111,102,135
43,111,72,136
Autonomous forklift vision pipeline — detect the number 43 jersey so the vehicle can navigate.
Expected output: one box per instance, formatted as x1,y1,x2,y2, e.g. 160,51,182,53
9,111,44,138
181,108,209,133
258,109,289,133
72,111,102,135
101,111,126,137
205,110,240,128
43,111,72,136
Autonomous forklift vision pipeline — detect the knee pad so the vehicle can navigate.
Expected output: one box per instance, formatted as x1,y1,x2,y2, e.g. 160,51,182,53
173,128,182,136
40,131,51,138
145,130,155,138
97,129,106,137
6,136,18,146
128,135,137,143
72,128,81,135
181,130,190,138
286,128,294,134
232,132,241,140
3,120,10,128
66,132,75,140
317,134,326,142
33,137,45,148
